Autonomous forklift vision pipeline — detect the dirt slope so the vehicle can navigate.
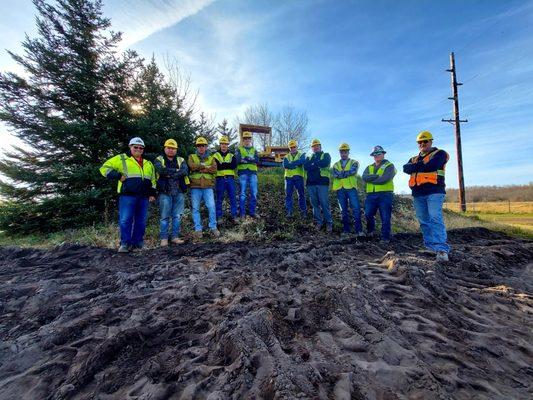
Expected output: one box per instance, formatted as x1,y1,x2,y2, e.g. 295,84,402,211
0,228,532,400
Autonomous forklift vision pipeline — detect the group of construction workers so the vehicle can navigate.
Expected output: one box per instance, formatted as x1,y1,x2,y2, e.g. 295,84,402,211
100,130,450,262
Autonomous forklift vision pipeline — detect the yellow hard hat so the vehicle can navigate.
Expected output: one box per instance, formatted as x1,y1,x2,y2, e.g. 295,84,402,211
242,131,253,139
195,136,208,146
311,138,321,147
164,139,178,149
288,140,297,148
339,143,350,151
416,131,434,142
219,135,229,144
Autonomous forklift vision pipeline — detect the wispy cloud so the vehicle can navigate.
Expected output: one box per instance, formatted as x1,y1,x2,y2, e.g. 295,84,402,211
104,0,218,48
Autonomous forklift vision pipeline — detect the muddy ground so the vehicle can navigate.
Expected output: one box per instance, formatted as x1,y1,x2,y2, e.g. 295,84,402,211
0,228,532,400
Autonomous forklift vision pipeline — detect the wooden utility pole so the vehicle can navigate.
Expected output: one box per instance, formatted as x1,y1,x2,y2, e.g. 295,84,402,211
442,52,468,212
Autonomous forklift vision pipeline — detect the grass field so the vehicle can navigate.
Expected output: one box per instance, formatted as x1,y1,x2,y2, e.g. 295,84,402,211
444,201,533,213
467,213,533,232
444,202,533,235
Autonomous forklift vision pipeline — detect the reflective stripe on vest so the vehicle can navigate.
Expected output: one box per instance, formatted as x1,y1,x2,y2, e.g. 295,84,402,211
331,159,357,191
117,154,154,193
213,152,236,177
155,155,190,185
284,151,305,178
366,162,394,193
408,149,448,188
189,154,216,182
237,146,258,172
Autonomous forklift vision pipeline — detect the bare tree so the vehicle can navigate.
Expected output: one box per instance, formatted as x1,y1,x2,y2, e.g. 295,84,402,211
162,55,198,118
273,105,309,147
235,103,275,149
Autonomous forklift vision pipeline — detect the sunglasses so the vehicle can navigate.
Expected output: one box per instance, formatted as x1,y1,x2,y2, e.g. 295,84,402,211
417,140,429,145
132,146,144,150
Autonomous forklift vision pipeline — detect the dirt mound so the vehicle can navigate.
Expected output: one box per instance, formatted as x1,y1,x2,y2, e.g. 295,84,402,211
0,228,532,399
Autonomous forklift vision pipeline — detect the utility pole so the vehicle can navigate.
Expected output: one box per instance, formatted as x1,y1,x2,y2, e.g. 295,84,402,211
442,52,468,212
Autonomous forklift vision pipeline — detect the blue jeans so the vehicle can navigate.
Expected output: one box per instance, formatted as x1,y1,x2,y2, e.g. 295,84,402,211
190,188,217,231
285,176,307,215
365,192,393,240
336,188,362,233
239,173,258,217
118,195,149,247
307,185,332,226
215,177,237,218
159,193,185,239
413,193,450,253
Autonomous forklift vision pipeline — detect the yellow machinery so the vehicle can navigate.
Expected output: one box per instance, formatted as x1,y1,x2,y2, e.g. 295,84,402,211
238,124,289,167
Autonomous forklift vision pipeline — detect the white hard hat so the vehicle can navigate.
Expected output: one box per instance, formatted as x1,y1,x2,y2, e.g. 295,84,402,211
129,137,145,147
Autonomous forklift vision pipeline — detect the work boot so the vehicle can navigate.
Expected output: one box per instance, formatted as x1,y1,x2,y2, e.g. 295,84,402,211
160,239,169,247
436,251,449,262
326,224,333,233
131,246,143,253
118,245,129,253
171,237,185,245
211,228,221,237
315,223,323,231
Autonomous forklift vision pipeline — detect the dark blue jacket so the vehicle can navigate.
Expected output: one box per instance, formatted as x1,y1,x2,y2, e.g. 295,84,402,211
304,151,331,186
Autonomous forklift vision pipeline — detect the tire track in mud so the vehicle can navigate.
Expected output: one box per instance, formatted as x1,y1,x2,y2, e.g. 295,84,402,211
0,228,532,399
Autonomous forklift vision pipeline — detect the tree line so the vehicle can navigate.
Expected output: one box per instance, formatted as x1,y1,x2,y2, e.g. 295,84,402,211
0,0,309,234
446,184,533,203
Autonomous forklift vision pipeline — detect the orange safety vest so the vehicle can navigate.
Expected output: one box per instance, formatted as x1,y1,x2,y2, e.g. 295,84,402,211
408,149,449,188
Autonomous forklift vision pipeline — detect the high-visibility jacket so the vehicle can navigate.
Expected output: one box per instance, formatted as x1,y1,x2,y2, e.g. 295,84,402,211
100,154,156,196
366,161,395,193
284,151,305,178
408,149,449,188
188,153,216,187
213,152,236,177
332,159,358,191
237,146,258,172
155,155,190,192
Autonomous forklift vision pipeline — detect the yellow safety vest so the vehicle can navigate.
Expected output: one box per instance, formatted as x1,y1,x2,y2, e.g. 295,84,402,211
213,152,236,177
189,153,216,183
237,146,258,172
284,151,305,178
155,155,190,185
306,152,331,180
366,162,395,193
99,153,156,194
408,149,448,188
332,159,358,191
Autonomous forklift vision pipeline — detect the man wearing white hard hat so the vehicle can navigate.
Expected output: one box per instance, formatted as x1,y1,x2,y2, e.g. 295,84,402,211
100,137,157,253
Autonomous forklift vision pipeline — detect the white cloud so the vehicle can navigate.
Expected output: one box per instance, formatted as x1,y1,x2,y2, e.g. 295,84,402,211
103,0,218,48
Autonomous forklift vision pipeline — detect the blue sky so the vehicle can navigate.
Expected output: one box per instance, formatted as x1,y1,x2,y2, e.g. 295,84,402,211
1,0,532,192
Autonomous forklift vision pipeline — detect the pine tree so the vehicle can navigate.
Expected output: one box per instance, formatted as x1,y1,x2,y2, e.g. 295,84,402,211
129,57,196,160
216,119,238,144
0,0,196,233
195,112,217,145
